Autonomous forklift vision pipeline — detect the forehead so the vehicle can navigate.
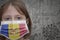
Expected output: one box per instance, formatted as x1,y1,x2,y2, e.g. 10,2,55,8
2,4,23,16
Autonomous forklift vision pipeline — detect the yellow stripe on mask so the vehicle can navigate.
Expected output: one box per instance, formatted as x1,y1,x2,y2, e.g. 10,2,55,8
8,24,20,40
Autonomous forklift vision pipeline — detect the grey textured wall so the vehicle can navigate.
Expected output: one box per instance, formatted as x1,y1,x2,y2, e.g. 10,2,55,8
24,0,60,40
0,0,60,40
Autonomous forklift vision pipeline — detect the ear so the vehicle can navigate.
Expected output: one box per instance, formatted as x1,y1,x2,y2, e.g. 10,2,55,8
26,18,29,24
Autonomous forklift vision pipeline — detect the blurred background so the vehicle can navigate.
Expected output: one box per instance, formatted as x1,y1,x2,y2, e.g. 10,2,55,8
23,0,60,40
0,0,60,40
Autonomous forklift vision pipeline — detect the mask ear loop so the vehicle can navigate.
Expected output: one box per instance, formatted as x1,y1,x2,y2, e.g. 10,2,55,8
0,25,1,34
0,21,1,32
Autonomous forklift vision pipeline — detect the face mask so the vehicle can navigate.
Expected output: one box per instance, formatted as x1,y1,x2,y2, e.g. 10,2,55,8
0,20,29,40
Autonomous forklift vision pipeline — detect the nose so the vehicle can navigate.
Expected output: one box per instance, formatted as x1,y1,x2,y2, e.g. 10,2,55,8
11,17,15,21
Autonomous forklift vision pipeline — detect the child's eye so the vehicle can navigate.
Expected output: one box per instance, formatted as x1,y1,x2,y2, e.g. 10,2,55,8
16,17,21,20
4,18,10,21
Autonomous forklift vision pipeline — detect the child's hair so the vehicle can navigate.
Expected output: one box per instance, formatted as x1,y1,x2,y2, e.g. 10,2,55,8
0,0,32,40
0,35,7,40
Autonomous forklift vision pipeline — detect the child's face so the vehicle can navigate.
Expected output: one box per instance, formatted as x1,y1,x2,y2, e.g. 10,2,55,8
1,4,27,40
2,4,26,21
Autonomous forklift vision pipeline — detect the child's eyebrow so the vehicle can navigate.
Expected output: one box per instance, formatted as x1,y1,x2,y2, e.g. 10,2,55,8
15,15,21,17
2,15,11,18
15,14,25,17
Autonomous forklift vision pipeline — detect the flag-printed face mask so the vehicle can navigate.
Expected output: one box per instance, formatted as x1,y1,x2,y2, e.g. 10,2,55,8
0,20,29,40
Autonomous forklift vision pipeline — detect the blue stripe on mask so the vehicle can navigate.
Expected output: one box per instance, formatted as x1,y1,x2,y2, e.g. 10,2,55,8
1,24,8,37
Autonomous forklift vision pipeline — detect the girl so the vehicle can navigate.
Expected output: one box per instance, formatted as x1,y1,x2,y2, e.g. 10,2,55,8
0,0,32,40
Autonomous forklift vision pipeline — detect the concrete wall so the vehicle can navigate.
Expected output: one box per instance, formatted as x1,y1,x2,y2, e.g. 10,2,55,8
24,0,60,40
